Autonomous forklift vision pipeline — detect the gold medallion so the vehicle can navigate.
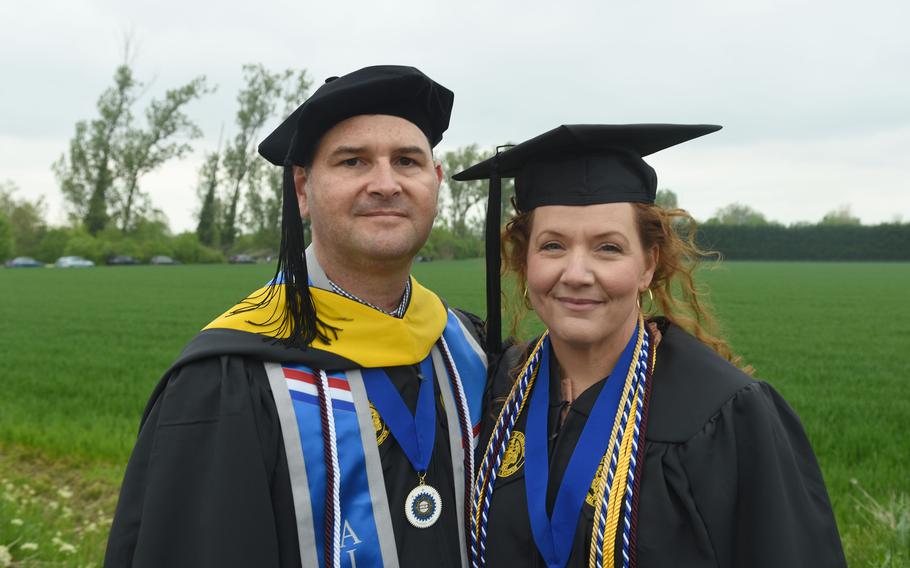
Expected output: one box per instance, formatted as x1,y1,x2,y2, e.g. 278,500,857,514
498,430,525,478
586,456,608,507
370,403,389,446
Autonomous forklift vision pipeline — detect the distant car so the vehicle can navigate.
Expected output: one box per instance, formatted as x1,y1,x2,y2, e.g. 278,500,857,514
5,256,44,268
107,255,139,266
55,256,95,268
229,254,256,264
149,255,178,265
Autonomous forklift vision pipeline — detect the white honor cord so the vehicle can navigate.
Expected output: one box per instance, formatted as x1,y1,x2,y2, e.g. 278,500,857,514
317,369,342,568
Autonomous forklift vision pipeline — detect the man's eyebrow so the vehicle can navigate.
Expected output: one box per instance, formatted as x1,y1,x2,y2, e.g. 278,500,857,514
396,146,429,157
328,145,367,157
326,145,429,158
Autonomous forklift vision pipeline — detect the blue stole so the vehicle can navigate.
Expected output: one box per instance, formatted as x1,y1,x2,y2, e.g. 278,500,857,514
268,310,486,567
525,327,639,568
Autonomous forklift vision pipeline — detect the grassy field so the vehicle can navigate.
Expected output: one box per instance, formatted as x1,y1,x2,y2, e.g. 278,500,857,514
1,260,908,566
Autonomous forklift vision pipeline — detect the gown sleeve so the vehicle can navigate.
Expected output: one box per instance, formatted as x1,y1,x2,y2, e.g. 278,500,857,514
104,356,301,568
638,381,846,568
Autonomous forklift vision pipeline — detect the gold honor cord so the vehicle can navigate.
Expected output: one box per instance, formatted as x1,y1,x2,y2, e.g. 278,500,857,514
588,316,646,568
472,332,549,535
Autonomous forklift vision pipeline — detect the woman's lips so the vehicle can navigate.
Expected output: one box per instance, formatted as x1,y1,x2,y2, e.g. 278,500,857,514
555,297,604,311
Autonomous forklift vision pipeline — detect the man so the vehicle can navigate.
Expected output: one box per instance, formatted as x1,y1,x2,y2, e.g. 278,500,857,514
105,66,487,568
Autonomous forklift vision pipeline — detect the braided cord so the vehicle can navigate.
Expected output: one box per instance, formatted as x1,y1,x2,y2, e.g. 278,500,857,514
437,337,476,558
627,337,657,568
601,324,648,568
470,333,548,568
314,369,342,568
589,318,646,568
620,333,650,568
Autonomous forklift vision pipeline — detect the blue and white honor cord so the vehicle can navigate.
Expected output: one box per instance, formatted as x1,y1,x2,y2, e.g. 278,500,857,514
470,324,652,568
470,334,548,568
590,329,651,568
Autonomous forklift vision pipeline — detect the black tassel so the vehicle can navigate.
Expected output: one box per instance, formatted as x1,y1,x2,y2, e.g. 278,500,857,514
232,165,337,347
484,154,503,355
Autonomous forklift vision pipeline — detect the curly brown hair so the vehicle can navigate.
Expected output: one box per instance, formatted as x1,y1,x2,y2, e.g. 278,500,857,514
501,202,745,367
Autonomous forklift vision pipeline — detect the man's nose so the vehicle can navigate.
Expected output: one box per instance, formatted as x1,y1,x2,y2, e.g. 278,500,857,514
366,161,401,198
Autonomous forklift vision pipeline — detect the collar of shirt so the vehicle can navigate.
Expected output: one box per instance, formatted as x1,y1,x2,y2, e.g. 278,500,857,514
327,277,412,319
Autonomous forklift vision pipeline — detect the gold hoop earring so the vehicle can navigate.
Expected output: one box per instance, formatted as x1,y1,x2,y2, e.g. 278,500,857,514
641,288,655,316
521,281,532,309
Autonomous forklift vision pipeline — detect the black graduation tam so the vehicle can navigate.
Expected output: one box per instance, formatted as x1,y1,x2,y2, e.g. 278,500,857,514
453,123,721,211
241,65,454,349
452,123,721,355
259,65,454,166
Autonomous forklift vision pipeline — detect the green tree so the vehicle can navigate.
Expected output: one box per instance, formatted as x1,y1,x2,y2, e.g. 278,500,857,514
656,188,679,209
707,202,772,226
820,205,861,226
34,227,72,262
242,158,284,249
112,76,211,231
221,65,310,247
0,210,11,261
54,64,135,233
54,59,210,234
0,180,47,257
195,152,221,246
441,145,515,238
440,145,488,236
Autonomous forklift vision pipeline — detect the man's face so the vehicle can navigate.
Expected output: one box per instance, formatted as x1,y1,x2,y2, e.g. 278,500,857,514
295,114,442,272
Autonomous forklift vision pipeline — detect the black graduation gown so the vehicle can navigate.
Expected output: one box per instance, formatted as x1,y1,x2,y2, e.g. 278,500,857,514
105,328,467,568
479,322,846,567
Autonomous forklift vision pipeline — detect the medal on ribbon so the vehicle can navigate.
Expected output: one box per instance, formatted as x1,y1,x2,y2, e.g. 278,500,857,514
363,356,442,528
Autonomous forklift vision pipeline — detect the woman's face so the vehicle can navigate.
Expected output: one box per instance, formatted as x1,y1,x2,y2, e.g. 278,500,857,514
526,203,656,352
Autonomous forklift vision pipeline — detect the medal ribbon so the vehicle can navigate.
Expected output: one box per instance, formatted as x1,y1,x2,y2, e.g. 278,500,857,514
361,356,436,474
525,324,640,568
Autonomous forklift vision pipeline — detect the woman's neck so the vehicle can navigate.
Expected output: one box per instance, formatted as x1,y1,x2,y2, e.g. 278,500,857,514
549,315,639,395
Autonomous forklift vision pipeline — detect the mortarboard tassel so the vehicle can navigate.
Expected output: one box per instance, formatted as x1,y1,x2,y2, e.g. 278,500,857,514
484,152,503,355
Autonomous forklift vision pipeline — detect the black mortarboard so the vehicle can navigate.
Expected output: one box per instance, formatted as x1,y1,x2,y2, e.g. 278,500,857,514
452,124,722,354
259,65,454,166
245,66,454,348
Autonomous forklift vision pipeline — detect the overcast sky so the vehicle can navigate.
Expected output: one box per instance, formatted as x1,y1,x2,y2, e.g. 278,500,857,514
2,0,908,232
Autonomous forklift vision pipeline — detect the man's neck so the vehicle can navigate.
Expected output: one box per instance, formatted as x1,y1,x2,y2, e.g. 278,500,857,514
313,245,412,313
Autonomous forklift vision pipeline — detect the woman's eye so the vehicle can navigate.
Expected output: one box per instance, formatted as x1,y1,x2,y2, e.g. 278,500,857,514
540,242,563,251
599,243,621,253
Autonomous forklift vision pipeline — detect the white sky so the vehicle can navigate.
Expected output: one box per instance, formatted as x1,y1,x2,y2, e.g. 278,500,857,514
1,0,908,231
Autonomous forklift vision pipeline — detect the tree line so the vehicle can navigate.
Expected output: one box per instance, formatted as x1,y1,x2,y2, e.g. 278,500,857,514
1,61,907,265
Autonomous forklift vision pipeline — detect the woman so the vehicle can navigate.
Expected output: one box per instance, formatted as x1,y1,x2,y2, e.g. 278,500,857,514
454,125,845,567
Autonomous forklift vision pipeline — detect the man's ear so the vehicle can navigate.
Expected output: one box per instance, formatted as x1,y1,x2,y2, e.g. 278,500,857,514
434,161,444,186
293,166,309,219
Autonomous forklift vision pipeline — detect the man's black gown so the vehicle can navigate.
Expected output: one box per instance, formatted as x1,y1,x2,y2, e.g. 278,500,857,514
479,321,846,567
105,328,472,568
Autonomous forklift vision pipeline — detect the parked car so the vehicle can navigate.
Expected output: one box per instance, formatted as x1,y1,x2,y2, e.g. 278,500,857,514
107,255,139,266
229,254,256,264
149,255,178,265
5,256,44,268
55,256,95,268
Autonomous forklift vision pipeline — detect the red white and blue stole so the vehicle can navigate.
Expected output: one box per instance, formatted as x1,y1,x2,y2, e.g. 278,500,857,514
266,310,486,568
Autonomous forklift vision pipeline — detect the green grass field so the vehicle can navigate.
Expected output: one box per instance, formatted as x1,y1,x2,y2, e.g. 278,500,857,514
1,260,908,566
